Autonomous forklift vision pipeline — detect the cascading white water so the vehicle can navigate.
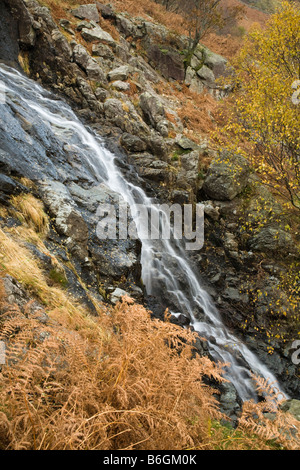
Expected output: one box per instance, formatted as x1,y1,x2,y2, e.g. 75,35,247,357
0,64,287,402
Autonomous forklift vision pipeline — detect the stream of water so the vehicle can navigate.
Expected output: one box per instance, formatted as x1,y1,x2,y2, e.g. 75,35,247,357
0,64,287,402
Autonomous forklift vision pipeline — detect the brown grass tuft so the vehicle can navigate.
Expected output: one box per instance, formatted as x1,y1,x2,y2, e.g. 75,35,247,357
11,194,49,237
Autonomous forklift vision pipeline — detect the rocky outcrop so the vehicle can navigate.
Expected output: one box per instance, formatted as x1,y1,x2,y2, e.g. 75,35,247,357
143,41,185,82
0,0,145,306
1,0,300,404
249,227,296,257
71,4,100,23
203,151,250,201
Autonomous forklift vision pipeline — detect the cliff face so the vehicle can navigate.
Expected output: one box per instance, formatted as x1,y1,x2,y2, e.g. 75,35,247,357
0,0,299,404
0,0,224,304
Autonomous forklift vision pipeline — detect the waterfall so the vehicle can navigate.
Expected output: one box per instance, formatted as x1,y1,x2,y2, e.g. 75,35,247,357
0,64,287,402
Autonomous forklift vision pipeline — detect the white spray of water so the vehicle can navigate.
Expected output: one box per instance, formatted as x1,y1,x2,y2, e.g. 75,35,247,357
0,65,287,402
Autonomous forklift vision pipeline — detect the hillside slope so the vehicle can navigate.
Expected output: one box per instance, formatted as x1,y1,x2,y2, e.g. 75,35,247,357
0,0,300,450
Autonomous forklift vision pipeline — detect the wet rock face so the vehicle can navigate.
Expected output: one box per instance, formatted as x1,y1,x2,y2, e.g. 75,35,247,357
0,45,143,308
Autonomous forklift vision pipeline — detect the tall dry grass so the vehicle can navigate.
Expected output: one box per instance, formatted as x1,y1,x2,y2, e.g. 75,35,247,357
0,226,104,339
11,194,49,236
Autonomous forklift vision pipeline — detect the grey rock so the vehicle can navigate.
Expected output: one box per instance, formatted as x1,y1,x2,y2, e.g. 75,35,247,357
120,133,147,152
68,181,120,213
76,20,93,31
103,98,125,124
196,64,215,87
110,288,129,304
176,136,199,151
280,399,300,421
224,232,239,252
139,92,165,131
51,29,73,60
147,132,169,158
96,2,116,20
219,382,242,422
92,43,114,59
202,201,220,221
115,14,136,38
143,41,185,82
108,65,130,82
73,43,90,70
185,67,204,94
81,25,115,45
203,151,250,201
86,58,106,82
170,189,191,205
155,119,169,137
111,80,131,91
104,98,150,136
175,150,201,191
94,87,109,102
133,157,169,183
66,183,141,286
76,76,98,106
59,18,75,36
249,227,296,257
180,150,200,172
203,49,227,78
0,174,28,195
39,181,89,260
2,275,29,308
6,0,36,47
71,4,100,23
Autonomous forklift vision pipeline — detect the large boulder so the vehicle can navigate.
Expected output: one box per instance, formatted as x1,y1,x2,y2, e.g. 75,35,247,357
128,153,170,183
203,151,250,201
196,64,215,88
81,24,115,45
71,4,100,23
185,45,228,92
73,43,91,70
139,21,185,82
139,92,165,126
194,46,227,79
120,133,147,152
39,181,89,261
249,227,296,257
185,66,204,94
139,92,170,137
104,98,150,136
107,65,130,82
85,58,106,82
175,150,201,192
145,43,185,82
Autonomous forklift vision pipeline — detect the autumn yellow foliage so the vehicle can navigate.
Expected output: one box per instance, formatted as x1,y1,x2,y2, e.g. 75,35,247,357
216,1,300,210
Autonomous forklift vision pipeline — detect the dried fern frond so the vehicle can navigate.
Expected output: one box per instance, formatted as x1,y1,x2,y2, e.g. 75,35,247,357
0,285,227,450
